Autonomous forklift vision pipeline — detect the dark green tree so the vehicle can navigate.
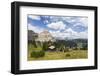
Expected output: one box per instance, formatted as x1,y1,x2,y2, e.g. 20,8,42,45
42,42,48,51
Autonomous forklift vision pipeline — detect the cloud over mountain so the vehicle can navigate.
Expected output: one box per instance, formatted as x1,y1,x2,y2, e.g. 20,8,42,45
47,21,66,30
28,15,88,40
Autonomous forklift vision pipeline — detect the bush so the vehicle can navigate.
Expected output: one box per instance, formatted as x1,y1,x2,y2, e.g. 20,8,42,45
66,54,71,57
31,51,45,58
73,47,78,50
64,48,69,52
80,47,87,50
42,42,48,51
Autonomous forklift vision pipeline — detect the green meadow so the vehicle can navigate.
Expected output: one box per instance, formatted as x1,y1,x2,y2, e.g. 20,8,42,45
28,43,88,61
28,50,87,61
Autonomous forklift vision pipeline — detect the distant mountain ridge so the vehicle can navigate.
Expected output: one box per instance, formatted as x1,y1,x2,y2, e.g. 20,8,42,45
28,30,88,43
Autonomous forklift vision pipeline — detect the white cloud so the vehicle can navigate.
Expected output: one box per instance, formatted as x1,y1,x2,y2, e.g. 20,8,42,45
64,28,76,34
62,17,88,27
76,31,88,39
49,28,87,40
28,15,40,20
66,28,87,39
43,16,50,18
68,29,88,39
62,17,76,23
49,30,67,40
28,15,88,39
73,22,83,27
44,20,49,24
49,29,75,40
47,16,88,27
79,17,88,27
47,21,66,30
28,24,43,33
71,17,88,27
63,28,78,39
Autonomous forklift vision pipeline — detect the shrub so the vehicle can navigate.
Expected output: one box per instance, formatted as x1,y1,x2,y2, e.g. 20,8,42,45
73,47,78,50
65,54,71,57
64,48,69,52
42,42,48,51
31,51,45,58
80,47,87,50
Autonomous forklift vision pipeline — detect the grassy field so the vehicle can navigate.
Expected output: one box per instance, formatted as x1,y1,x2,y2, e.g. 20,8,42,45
28,50,88,61
28,43,88,61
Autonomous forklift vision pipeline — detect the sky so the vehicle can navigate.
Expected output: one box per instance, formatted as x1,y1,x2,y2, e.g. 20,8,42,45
28,15,88,40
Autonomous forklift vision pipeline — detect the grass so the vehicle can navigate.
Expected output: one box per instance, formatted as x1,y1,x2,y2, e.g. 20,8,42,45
28,50,88,61
28,43,42,52
28,43,88,61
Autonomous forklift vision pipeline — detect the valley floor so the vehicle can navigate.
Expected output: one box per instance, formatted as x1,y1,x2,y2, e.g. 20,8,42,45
28,50,88,61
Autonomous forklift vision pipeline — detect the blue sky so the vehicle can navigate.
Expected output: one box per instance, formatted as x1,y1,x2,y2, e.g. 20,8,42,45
28,15,88,39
